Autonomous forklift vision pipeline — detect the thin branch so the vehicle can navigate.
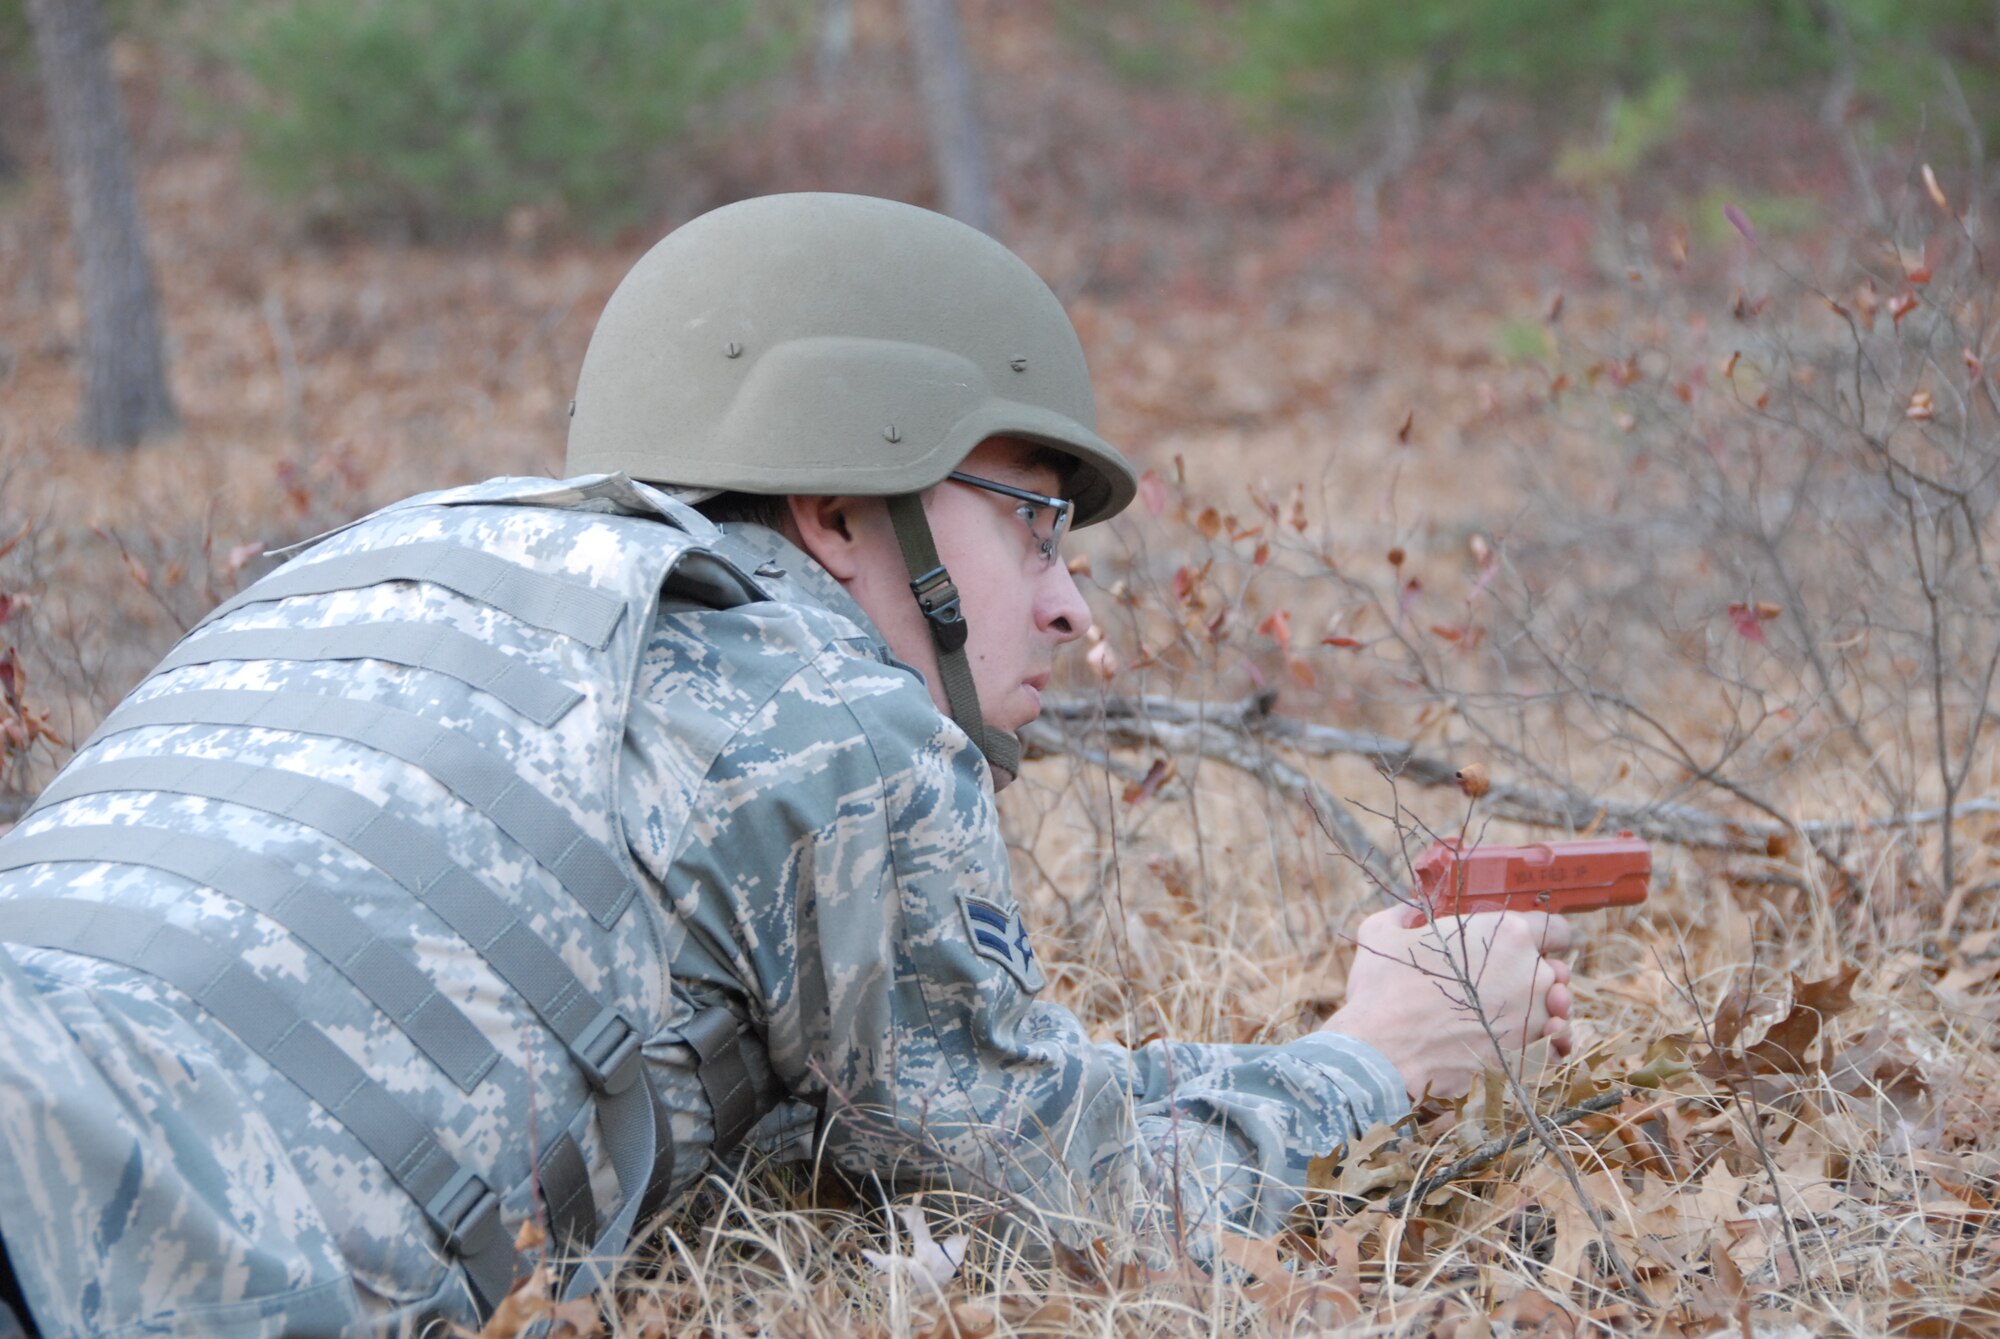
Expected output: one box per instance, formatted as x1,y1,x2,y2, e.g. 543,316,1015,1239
1027,693,1998,855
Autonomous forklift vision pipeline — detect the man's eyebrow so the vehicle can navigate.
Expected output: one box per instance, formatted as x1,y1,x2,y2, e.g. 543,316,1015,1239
1004,446,1074,493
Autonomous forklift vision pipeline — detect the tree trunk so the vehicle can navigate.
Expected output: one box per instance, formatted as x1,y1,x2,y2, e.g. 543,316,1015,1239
817,0,854,85
25,0,177,449
900,0,997,237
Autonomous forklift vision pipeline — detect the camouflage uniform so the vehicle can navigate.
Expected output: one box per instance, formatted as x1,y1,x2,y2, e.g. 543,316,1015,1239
0,476,1407,1338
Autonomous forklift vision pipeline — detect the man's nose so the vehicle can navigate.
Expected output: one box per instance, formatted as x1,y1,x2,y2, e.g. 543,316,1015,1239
1039,561,1092,644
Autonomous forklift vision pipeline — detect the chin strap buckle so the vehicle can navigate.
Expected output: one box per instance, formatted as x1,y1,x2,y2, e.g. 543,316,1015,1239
908,564,969,653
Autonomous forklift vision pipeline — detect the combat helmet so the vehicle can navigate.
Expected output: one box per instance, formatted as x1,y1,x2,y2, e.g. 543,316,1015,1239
567,192,1137,780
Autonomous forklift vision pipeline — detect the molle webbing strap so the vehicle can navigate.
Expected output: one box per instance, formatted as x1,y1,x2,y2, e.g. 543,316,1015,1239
196,543,627,650
0,898,519,1314
885,494,1022,779
680,1004,771,1155
154,624,584,727
31,754,643,1099
536,1132,597,1254
0,824,497,1092
558,1058,667,1305
91,689,638,928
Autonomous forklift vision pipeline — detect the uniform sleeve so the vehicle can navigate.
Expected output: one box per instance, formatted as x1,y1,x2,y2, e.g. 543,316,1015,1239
628,620,1409,1244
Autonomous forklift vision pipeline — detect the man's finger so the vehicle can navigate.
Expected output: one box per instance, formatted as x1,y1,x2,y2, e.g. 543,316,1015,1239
1546,982,1572,1018
1528,912,1575,955
1494,910,1567,952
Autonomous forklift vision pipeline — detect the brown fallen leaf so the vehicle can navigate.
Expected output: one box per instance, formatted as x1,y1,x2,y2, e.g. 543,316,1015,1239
1702,964,1861,1084
1214,1231,1360,1328
474,1264,556,1339
1491,1288,1579,1336
917,1300,998,1339
1120,756,1175,806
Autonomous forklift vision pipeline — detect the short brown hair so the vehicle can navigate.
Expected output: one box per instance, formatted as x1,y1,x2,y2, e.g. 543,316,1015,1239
694,491,790,530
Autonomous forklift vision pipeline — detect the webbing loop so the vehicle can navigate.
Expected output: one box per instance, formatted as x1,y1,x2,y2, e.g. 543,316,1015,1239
425,1167,504,1264
556,1066,669,1306
680,1004,773,1155
537,1132,597,1253
571,1007,643,1096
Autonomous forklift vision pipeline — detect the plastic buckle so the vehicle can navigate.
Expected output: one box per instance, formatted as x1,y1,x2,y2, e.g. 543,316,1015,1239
426,1167,502,1259
908,564,969,653
573,1007,643,1095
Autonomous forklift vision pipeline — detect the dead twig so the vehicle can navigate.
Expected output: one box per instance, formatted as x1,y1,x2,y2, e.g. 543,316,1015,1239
1026,692,1999,855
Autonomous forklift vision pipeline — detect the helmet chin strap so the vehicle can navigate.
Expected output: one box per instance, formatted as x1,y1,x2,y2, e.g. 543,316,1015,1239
886,492,1022,788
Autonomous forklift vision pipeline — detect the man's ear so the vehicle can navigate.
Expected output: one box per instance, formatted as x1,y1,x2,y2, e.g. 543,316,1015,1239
786,494,868,581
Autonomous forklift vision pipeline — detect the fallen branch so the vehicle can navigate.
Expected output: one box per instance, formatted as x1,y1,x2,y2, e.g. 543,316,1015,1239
1380,1088,1631,1218
1024,693,1997,858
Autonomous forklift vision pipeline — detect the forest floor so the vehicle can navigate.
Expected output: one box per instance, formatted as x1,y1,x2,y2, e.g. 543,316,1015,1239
3,3,1998,1334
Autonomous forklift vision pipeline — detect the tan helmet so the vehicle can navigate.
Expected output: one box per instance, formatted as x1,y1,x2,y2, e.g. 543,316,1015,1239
566,194,1136,784
566,192,1135,527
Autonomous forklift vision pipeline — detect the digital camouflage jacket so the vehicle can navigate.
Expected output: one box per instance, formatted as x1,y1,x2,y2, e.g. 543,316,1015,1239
0,476,1408,1338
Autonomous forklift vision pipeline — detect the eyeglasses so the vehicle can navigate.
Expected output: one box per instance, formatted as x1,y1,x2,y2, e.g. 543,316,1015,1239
946,471,1074,566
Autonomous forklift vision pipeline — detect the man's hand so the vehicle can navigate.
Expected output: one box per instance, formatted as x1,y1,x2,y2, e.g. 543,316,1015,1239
1318,905,1576,1101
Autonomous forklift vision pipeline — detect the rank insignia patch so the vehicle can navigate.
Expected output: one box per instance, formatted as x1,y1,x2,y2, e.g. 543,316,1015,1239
959,893,1046,993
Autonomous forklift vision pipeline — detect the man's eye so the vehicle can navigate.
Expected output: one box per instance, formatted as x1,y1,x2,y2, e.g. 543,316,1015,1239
1014,505,1055,558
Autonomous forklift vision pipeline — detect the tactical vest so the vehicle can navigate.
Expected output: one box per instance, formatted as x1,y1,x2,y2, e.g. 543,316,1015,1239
0,475,776,1322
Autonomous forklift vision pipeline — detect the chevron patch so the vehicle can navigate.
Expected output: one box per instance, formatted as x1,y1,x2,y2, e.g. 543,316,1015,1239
959,893,1046,993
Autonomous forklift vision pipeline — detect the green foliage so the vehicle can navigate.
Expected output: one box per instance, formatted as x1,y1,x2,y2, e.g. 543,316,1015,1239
1229,0,1829,127
1084,0,2000,167
1492,318,1551,365
1555,73,1687,188
1057,0,1233,91
227,0,801,237
0,2,28,69
1685,187,1823,246
1828,0,2000,142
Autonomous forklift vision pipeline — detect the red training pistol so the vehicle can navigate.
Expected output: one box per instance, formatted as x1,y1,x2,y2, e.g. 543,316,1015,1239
1411,833,1651,922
